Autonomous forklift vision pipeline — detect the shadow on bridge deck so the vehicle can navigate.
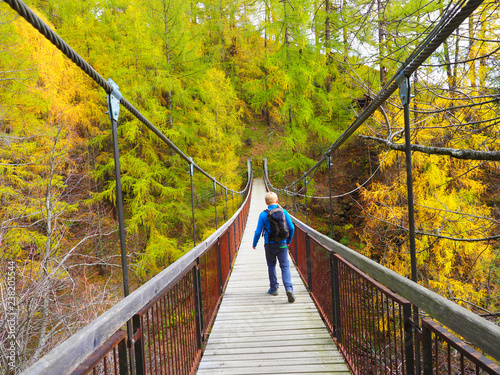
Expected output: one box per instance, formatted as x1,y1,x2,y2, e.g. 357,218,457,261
197,179,350,374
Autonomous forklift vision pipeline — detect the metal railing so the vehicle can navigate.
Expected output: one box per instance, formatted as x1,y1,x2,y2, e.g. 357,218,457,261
268,172,500,374
72,332,128,375
21,161,252,375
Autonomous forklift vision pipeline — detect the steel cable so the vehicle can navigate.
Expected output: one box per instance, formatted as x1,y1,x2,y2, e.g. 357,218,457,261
3,0,246,194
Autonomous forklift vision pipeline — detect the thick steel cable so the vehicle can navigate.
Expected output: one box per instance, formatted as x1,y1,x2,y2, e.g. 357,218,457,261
268,151,390,199
280,0,484,192
3,0,245,194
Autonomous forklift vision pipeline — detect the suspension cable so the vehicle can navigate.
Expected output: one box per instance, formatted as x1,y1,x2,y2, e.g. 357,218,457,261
268,151,391,200
3,0,246,194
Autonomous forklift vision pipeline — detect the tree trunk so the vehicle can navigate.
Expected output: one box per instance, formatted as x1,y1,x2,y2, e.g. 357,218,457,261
377,0,386,86
468,15,477,90
325,0,332,93
443,39,454,91
164,1,173,130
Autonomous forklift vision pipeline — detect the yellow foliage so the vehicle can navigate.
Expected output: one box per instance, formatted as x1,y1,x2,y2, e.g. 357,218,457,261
359,66,499,308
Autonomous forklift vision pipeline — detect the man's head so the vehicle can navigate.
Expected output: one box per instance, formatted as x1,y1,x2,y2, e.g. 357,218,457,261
265,192,279,205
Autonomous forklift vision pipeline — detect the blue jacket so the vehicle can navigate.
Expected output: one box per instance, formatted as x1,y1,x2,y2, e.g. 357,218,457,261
253,204,295,247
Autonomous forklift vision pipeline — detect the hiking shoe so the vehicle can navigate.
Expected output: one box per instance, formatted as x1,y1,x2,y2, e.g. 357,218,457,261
268,288,278,296
286,289,295,303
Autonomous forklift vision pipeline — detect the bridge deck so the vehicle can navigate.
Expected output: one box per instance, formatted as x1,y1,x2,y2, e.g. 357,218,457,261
197,179,351,374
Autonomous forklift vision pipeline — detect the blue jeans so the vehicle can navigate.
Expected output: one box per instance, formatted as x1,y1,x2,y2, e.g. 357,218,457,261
265,243,293,291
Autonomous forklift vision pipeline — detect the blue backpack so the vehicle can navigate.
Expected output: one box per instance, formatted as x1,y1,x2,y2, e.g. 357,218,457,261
265,206,289,242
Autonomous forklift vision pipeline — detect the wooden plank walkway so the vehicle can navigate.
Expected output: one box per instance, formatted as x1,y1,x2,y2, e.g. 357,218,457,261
197,178,351,374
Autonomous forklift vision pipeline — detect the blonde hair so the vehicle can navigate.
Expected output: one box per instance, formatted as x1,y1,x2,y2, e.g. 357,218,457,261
265,192,278,205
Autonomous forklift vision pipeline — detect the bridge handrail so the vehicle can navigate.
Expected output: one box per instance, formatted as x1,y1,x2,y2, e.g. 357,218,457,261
290,215,500,363
21,161,253,374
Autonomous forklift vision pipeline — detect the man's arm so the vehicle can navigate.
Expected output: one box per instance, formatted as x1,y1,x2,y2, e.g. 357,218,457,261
252,212,265,249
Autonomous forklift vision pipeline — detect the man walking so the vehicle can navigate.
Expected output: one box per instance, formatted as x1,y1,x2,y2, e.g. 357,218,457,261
252,192,295,303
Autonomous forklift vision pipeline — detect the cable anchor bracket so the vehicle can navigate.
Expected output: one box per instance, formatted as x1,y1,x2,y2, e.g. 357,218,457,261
189,157,194,176
396,70,411,106
106,79,123,122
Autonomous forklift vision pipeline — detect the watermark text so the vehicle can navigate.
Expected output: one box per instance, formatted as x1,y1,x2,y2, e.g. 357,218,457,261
5,260,17,372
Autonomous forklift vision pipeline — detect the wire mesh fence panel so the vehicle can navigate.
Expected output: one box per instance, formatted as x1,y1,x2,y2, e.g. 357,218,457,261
136,270,199,375
199,242,221,332
336,256,410,375
308,238,334,332
219,234,230,289
293,227,308,287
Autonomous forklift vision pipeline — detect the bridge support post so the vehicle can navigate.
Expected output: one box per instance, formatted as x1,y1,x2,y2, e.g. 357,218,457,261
107,79,136,375
398,72,418,296
225,188,228,220
193,260,205,348
398,71,420,375
303,174,308,224
189,158,196,246
327,155,334,239
213,180,218,229
232,191,235,216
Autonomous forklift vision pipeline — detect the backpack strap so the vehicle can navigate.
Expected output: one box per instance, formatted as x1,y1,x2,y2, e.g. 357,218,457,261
262,209,270,237
262,208,271,237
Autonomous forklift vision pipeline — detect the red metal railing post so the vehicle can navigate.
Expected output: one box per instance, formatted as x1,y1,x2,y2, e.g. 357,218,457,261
330,253,342,343
132,315,144,375
118,337,128,375
305,234,312,290
217,238,223,294
293,230,298,261
422,322,433,375
233,222,237,253
227,230,232,267
193,260,204,347
403,304,415,375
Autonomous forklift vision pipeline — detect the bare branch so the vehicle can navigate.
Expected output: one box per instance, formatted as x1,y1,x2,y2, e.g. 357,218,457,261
360,134,500,161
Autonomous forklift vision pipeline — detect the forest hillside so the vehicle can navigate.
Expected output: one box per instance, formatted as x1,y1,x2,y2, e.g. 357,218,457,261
1,0,499,369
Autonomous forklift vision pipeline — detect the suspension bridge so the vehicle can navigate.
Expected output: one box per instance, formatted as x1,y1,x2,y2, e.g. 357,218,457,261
196,179,350,374
3,0,500,373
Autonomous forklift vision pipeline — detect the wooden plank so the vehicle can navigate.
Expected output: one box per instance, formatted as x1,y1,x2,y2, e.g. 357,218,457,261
207,328,331,340
203,338,336,350
200,351,342,363
197,179,350,374
199,358,347,369
197,363,350,374
202,344,340,357
199,360,348,370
